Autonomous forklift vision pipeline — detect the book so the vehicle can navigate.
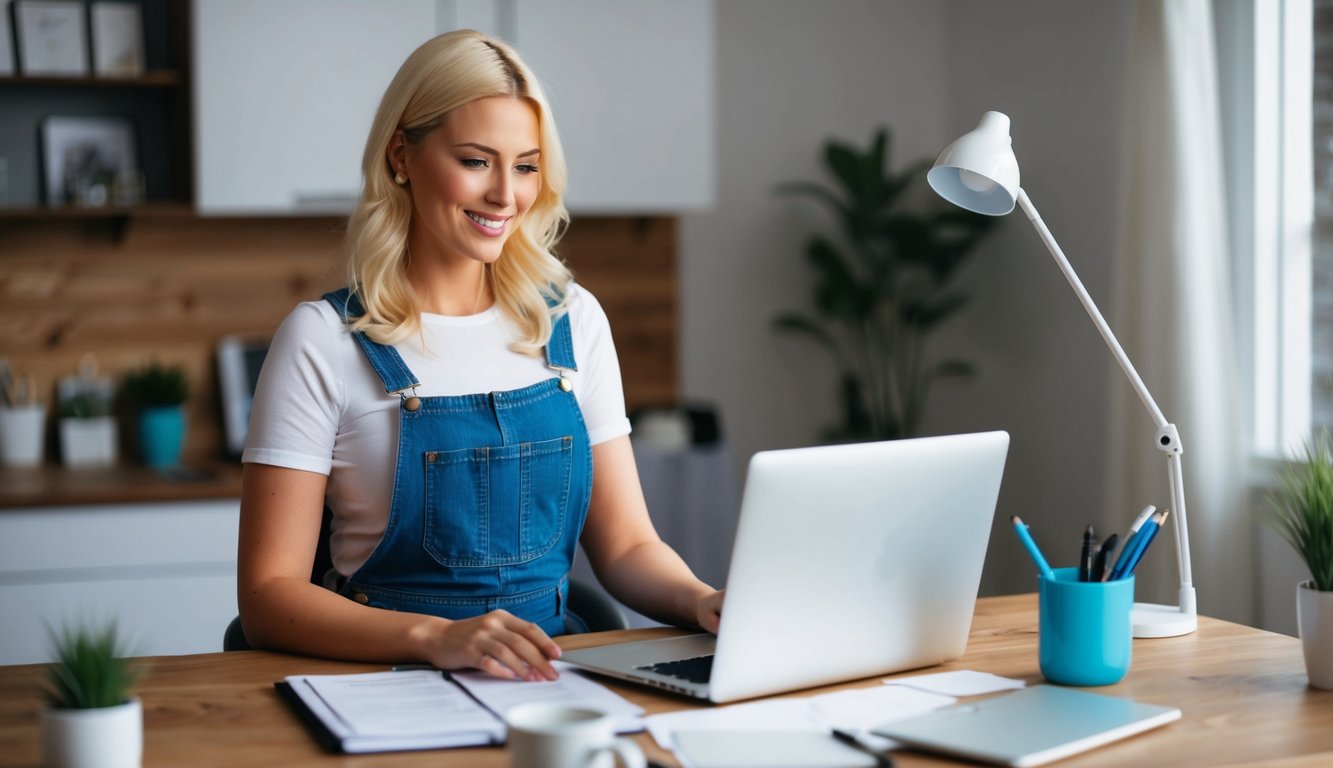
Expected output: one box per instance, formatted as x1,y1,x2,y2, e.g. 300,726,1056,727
277,663,644,754
871,685,1181,767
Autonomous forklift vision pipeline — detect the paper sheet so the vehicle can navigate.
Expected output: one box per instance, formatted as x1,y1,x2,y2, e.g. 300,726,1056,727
882,670,1025,697
645,684,955,751
452,661,645,733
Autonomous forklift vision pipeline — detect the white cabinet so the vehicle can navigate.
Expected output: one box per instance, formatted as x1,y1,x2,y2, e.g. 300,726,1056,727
192,0,437,214
193,0,715,215
507,0,716,212
0,500,241,665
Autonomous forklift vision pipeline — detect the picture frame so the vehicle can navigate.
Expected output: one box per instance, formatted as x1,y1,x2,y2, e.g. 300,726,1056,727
41,115,139,207
90,1,143,78
13,0,88,77
0,6,15,76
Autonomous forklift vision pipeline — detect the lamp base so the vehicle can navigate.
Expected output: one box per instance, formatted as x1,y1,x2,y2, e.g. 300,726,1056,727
1132,602,1197,638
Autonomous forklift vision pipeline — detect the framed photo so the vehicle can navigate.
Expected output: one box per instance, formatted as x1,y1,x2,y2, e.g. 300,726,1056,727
90,2,143,78
41,115,139,206
13,0,88,77
0,6,14,76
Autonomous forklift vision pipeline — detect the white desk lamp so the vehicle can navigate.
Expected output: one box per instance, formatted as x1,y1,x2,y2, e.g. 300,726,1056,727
928,111,1197,638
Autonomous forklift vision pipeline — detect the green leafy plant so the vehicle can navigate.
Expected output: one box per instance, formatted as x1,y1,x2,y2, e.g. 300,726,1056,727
121,363,189,408
1264,431,1333,592
44,622,140,710
773,128,997,441
58,392,113,419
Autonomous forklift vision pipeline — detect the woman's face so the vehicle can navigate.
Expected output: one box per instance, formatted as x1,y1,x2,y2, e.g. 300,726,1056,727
395,96,542,266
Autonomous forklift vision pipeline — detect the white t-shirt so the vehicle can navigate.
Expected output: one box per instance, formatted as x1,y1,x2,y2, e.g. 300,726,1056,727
242,283,632,576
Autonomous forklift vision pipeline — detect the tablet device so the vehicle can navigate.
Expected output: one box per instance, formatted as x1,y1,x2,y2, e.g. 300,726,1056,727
872,685,1181,767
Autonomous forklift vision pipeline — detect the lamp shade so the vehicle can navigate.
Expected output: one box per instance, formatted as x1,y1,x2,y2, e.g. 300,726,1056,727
927,111,1020,216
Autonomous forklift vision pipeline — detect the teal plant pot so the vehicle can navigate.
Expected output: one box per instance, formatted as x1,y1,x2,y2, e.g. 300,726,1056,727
138,406,186,469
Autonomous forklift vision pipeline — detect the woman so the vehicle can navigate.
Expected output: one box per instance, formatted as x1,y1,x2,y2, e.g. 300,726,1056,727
237,30,723,682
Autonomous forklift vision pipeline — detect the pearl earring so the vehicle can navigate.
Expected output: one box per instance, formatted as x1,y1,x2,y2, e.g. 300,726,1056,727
394,172,407,186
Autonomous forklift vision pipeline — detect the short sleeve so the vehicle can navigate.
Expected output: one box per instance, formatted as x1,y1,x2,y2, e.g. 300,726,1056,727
241,302,345,474
568,286,632,446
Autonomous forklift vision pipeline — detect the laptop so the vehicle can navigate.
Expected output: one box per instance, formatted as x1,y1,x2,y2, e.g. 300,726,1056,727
561,430,1010,703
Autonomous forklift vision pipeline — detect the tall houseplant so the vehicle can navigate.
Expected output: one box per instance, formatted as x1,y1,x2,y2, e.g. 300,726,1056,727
1264,431,1333,689
773,129,996,441
41,622,142,768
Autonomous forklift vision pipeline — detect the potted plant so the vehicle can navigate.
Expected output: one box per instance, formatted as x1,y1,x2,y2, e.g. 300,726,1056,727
41,622,142,768
1263,430,1333,689
122,362,190,469
0,360,46,467
57,360,119,468
773,128,996,441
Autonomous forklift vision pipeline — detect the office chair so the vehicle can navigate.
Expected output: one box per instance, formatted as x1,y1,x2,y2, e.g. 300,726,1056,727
224,509,627,651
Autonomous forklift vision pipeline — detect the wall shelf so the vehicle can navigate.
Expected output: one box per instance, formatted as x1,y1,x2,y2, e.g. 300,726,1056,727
0,70,183,89
0,202,194,220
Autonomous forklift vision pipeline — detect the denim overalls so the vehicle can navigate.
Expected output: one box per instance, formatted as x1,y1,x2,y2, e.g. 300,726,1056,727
323,288,592,636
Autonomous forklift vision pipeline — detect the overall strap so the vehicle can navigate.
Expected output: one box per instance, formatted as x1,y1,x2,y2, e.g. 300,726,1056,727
543,294,578,372
326,287,577,386
323,288,419,395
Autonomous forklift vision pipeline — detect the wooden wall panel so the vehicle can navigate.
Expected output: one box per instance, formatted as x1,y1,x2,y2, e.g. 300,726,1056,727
0,215,676,467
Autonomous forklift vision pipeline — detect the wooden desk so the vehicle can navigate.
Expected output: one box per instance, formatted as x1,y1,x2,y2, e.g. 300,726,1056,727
1,594,1330,767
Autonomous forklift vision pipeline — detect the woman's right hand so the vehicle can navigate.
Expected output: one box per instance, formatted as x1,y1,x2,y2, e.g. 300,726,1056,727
423,610,562,681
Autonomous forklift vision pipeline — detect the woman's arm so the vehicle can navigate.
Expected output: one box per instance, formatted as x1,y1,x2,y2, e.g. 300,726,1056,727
579,436,724,632
237,462,561,679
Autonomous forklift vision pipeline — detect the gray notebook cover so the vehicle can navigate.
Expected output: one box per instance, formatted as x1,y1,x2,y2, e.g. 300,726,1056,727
872,685,1181,767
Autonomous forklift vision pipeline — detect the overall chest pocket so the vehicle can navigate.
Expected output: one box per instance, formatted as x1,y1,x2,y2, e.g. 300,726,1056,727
422,436,573,567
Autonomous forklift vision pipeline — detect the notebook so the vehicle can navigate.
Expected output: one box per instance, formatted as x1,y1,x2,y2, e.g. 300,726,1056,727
276,664,642,753
561,431,1010,703
872,685,1182,767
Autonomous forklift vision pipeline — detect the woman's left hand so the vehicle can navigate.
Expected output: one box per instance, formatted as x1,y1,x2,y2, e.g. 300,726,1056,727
696,589,725,634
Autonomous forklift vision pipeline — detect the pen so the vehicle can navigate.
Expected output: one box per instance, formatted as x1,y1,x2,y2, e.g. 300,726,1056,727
1091,533,1119,582
831,729,895,768
1011,516,1055,580
1118,504,1157,559
1109,505,1156,579
1078,525,1096,582
1119,509,1169,579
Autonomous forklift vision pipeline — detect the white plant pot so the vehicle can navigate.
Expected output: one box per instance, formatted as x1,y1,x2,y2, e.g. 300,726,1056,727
0,403,46,467
1297,581,1333,690
41,697,142,768
60,417,119,468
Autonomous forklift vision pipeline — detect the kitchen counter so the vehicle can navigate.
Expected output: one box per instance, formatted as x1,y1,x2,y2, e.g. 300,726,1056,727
0,462,243,508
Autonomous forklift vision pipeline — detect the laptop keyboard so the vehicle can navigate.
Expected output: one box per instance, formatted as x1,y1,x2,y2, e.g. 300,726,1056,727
636,654,714,684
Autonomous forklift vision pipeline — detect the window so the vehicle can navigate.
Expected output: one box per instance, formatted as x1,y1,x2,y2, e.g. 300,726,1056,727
1220,0,1314,460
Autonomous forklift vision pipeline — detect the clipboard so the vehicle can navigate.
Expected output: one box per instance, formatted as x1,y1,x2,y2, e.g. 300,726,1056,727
872,685,1181,767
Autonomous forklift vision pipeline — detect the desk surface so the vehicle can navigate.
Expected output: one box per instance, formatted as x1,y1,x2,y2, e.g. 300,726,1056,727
2,594,1330,767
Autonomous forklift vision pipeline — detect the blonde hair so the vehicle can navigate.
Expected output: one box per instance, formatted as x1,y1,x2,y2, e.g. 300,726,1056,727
345,29,571,355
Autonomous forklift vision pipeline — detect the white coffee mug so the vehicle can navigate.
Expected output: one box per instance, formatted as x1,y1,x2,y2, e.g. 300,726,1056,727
505,703,645,768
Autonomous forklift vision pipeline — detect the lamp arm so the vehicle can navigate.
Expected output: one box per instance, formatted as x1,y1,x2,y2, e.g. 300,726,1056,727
1014,188,1195,613
1015,189,1168,430
1169,452,1196,612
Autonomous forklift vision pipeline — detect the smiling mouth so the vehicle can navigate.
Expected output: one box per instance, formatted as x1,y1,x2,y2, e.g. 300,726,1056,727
466,211,507,230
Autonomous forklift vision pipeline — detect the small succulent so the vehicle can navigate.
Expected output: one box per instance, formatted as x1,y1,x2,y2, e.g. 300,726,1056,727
44,622,140,710
58,392,113,419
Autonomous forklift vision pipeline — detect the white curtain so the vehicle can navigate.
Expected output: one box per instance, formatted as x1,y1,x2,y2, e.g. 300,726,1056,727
1105,0,1251,624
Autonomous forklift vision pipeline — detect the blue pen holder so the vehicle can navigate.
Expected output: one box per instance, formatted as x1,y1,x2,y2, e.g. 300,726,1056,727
1038,567,1134,686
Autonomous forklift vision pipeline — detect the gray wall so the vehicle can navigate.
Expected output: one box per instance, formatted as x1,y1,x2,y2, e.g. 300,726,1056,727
681,0,1133,598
